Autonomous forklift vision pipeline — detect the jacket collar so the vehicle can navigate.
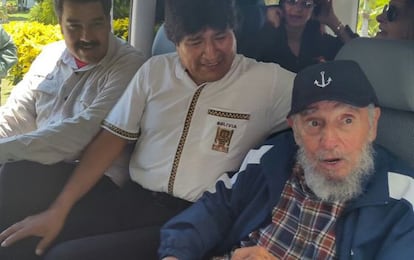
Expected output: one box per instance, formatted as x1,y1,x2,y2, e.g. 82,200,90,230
345,145,394,211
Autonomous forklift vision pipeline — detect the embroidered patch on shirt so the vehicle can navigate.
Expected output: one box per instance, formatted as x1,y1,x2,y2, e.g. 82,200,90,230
208,109,250,153
212,127,234,153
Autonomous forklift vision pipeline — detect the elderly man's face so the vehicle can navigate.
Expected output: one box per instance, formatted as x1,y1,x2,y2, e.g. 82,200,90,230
176,27,236,85
60,1,111,64
288,101,381,201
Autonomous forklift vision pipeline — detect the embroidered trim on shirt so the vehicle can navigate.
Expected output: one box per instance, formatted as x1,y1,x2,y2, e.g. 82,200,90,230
102,120,139,140
168,84,206,195
208,109,250,120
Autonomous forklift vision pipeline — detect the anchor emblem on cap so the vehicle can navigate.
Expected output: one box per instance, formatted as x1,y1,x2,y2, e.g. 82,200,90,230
314,71,332,88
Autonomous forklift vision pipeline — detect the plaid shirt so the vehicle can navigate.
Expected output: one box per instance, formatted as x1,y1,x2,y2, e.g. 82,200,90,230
239,164,345,259
211,165,345,260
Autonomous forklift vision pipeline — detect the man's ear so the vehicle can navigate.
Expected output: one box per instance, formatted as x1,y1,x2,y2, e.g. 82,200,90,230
369,107,381,142
287,116,302,145
287,117,294,128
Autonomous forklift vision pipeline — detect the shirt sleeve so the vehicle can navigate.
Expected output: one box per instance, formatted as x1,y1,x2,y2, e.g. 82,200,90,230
0,51,145,164
0,50,46,137
102,61,149,141
268,64,295,134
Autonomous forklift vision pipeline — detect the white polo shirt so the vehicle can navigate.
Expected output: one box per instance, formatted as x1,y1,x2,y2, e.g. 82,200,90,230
103,53,295,201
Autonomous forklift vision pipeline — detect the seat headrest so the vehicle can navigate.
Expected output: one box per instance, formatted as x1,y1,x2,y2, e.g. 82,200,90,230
335,37,414,112
152,23,176,56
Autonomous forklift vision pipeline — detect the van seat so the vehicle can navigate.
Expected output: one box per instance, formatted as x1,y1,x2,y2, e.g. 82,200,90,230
335,37,414,168
151,24,176,56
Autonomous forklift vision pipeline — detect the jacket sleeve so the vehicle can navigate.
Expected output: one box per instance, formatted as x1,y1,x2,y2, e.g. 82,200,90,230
0,52,145,164
159,178,239,259
376,199,414,259
159,145,272,260
0,26,17,78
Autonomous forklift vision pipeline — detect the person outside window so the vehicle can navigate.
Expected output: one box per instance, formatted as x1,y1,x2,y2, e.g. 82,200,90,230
0,24,17,98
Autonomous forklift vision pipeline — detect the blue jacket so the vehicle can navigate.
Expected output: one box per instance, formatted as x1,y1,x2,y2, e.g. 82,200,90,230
159,131,414,260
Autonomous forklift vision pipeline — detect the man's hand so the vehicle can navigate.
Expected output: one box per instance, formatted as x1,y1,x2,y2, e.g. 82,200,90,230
0,207,67,256
231,246,279,260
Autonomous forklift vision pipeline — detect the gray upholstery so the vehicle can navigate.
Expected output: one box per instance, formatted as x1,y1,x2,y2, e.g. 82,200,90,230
151,24,176,56
335,37,414,168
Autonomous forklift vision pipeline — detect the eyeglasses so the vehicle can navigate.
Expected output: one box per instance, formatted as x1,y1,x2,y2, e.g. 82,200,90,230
382,4,398,22
284,0,315,9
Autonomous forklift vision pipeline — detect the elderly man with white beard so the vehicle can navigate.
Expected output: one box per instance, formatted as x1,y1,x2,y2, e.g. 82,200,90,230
159,60,414,260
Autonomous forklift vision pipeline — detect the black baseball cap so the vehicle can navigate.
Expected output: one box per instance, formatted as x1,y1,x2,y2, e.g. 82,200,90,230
287,60,379,117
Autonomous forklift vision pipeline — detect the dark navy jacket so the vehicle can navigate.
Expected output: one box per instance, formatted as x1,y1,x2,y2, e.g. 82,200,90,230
159,132,414,260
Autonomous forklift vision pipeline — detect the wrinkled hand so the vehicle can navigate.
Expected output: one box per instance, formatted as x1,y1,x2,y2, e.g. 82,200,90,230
0,208,67,256
266,6,283,28
231,246,279,260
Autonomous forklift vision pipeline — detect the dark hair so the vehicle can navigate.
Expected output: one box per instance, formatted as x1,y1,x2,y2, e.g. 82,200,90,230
54,0,112,19
279,0,321,16
164,0,236,44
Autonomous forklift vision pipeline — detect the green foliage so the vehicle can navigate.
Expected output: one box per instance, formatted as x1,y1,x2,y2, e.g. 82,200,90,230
27,0,129,24
3,21,63,83
28,0,57,25
357,0,388,37
0,6,7,22
113,17,129,40
113,0,130,19
5,0,18,14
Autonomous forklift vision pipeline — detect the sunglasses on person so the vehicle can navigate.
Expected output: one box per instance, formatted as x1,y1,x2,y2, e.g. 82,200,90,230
382,4,398,22
284,0,315,9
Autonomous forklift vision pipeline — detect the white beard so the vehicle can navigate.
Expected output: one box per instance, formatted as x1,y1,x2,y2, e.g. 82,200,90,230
297,143,375,202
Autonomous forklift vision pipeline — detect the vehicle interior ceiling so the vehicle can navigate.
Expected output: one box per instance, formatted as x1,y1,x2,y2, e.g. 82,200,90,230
147,0,414,168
